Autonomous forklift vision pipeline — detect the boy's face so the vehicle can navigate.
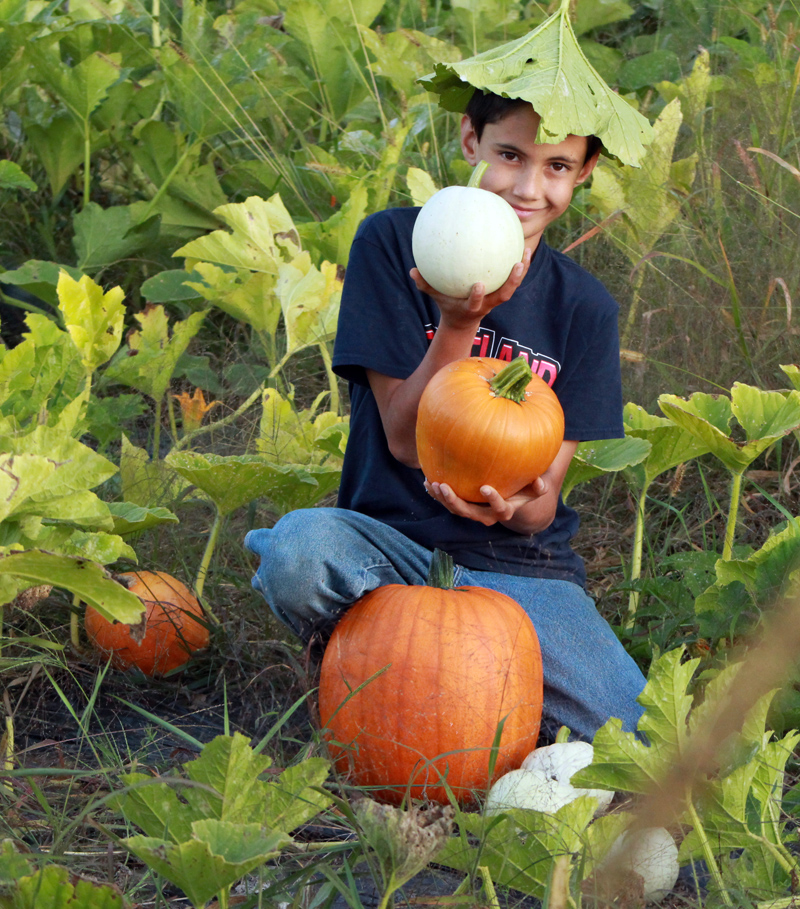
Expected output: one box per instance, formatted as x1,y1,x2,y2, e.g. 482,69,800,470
460,105,599,253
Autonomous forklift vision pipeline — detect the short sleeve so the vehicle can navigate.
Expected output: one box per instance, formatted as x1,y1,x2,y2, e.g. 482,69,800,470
333,210,434,387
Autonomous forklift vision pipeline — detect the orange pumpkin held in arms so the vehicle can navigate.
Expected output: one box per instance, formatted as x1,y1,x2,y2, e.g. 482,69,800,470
318,550,543,805
416,356,565,503
84,571,209,676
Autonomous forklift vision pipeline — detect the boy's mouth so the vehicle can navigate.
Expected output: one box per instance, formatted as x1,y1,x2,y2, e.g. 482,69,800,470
511,206,543,218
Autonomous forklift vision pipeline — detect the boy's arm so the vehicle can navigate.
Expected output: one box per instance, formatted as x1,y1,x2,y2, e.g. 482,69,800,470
367,253,532,467
424,439,578,535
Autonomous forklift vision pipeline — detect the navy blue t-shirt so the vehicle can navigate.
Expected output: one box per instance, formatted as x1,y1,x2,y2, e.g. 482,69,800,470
332,207,624,587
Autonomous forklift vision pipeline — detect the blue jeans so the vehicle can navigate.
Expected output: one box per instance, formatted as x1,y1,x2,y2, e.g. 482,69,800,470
244,508,645,741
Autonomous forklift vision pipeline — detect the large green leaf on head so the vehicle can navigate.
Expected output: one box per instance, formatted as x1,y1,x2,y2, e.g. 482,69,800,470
418,0,653,167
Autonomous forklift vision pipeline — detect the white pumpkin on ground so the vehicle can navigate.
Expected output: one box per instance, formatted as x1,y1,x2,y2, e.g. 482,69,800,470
600,826,680,902
521,741,615,812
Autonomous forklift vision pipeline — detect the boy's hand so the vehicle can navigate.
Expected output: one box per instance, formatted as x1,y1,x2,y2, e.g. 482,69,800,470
410,247,532,330
422,440,578,536
424,478,549,530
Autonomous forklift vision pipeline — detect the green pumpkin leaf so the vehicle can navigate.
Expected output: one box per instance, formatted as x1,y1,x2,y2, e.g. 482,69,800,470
589,98,696,262
562,435,651,501
406,166,439,207
12,863,125,909
107,502,180,537
0,259,84,309
57,270,125,376
622,402,712,492
25,115,87,198
437,797,596,898
418,0,653,167
165,451,322,516
119,435,188,508
103,305,207,403
780,364,800,391
617,49,681,92
659,387,800,475
141,268,206,304
0,160,37,192
73,203,161,272
0,551,143,623
575,649,697,794
275,255,341,360
173,195,300,274
185,264,281,338
122,821,289,909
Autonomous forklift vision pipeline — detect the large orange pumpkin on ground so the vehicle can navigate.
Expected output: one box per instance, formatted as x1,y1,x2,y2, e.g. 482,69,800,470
84,571,209,676
318,551,542,805
415,356,565,503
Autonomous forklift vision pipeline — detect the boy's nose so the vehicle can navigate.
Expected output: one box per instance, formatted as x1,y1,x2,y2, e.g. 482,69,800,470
515,167,543,201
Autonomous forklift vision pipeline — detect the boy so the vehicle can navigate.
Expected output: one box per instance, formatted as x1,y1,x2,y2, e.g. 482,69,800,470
244,89,647,742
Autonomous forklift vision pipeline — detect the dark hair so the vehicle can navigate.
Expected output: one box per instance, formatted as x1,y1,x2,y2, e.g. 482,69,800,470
465,89,602,164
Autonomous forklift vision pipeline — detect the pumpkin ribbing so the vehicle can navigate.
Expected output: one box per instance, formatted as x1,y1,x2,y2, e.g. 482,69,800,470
318,552,542,805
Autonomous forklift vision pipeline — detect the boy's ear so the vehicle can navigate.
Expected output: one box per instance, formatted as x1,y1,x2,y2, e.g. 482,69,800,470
460,114,480,165
575,148,601,185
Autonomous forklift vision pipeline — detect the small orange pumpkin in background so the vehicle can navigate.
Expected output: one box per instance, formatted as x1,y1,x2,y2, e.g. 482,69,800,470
416,356,565,502
84,571,209,676
318,550,542,805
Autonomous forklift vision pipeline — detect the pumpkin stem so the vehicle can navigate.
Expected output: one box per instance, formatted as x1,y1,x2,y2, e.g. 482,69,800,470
426,549,455,589
467,159,489,189
489,357,533,403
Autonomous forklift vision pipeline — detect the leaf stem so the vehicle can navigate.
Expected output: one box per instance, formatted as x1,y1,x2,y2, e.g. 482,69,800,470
153,397,162,460
319,342,340,415
70,593,81,650
722,471,743,560
83,122,91,210
684,790,732,906
626,483,649,627
194,508,222,607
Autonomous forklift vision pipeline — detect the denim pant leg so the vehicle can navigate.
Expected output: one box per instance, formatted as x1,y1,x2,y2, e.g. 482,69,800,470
244,508,433,640
458,569,646,741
